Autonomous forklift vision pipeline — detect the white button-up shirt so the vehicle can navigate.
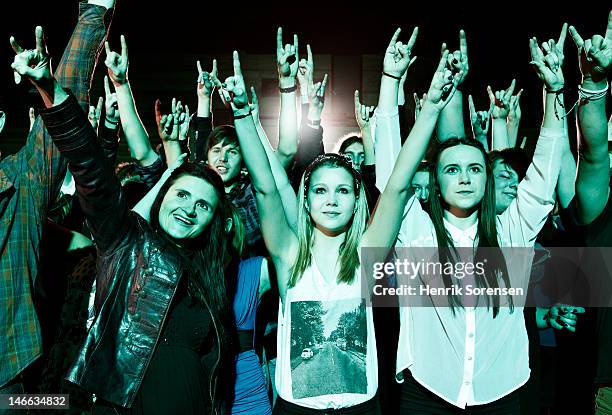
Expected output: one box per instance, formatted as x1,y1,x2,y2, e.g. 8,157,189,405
374,108,564,408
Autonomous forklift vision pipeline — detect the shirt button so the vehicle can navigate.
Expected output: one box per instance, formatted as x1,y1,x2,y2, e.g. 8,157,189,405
464,381,471,386
467,356,473,361
468,333,474,338
133,313,141,322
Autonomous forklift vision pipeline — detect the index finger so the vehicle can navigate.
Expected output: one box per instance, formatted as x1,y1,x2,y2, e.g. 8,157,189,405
154,99,162,123
197,60,203,74
277,27,283,52
406,26,419,50
558,23,568,49
9,36,23,54
120,35,128,61
233,50,242,77
468,94,476,117
307,44,313,66
436,49,450,72
569,26,585,49
354,90,361,108
104,41,112,57
504,79,516,101
35,26,46,55
293,34,299,59
250,86,258,105
459,29,468,58
606,10,612,42
388,27,402,50
96,96,104,114
212,59,218,77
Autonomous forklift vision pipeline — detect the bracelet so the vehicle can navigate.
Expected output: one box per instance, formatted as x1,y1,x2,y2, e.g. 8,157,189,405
307,119,321,127
382,72,401,81
578,84,609,101
105,118,119,125
233,109,252,120
279,84,297,93
545,86,565,94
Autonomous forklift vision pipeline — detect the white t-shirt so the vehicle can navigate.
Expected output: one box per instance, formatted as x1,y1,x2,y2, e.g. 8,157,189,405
275,259,378,409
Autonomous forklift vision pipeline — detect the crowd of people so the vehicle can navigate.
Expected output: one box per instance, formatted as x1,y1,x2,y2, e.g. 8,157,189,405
1,1,611,414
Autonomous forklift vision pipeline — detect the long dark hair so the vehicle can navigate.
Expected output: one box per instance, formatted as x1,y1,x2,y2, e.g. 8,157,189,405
149,162,235,411
429,138,513,317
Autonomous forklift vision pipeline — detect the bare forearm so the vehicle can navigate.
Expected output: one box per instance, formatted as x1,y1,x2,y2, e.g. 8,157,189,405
491,119,511,150
115,82,157,165
197,96,211,118
436,90,465,142
507,120,520,148
362,128,375,166
377,75,399,113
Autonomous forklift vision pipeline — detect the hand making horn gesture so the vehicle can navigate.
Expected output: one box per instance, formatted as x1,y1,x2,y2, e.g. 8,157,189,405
383,27,419,80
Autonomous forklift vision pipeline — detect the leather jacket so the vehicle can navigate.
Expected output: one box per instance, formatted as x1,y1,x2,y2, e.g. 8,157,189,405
40,94,223,411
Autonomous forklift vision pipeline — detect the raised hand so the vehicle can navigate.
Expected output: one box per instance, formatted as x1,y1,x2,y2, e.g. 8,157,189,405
468,94,491,138
354,90,375,131
444,29,469,86
529,37,565,91
383,27,418,78
249,86,260,122
308,73,328,115
276,27,299,86
104,35,128,86
424,49,461,111
507,89,523,124
10,26,53,89
224,51,250,112
569,11,612,82
413,92,426,120
155,98,180,142
297,44,313,95
88,96,104,130
197,59,218,100
104,76,120,124
487,79,516,119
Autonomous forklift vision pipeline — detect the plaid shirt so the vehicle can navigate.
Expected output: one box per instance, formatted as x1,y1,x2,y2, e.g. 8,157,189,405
0,3,110,387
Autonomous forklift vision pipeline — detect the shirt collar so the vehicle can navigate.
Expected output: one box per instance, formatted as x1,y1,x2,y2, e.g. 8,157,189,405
443,216,478,246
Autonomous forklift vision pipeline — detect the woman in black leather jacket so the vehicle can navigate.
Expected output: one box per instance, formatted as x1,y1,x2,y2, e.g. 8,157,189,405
27,35,234,415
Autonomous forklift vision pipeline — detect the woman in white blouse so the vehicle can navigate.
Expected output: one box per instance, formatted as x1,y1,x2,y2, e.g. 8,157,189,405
374,37,567,413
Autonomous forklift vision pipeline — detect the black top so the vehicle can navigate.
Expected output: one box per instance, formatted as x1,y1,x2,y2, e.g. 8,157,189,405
126,280,214,415
563,185,612,385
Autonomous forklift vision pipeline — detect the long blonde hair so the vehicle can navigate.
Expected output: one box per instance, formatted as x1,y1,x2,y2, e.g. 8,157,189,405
289,154,369,287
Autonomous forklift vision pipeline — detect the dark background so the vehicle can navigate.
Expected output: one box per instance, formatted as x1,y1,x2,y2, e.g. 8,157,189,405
1,1,611,156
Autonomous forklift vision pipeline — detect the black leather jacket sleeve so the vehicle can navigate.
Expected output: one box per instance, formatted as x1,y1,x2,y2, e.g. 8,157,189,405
98,122,120,167
40,92,131,253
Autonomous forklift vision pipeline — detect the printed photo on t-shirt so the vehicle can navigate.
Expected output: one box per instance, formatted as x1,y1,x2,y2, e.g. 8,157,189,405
290,298,367,399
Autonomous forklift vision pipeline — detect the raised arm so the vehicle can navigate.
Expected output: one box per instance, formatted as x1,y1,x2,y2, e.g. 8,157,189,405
226,51,298,302
569,13,612,224
190,60,216,162
98,76,122,166
498,37,565,244
506,89,523,148
354,91,376,166
489,79,516,150
276,27,299,168
374,27,418,191
436,30,469,141
155,98,189,167
545,24,577,209
468,94,491,151
105,35,158,167
250,86,298,231
363,31,461,250
12,28,130,253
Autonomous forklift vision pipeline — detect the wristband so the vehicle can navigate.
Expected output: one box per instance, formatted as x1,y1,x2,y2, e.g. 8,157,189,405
279,84,297,93
105,118,119,125
233,109,252,120
307,119,321,128
382,72,401,81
